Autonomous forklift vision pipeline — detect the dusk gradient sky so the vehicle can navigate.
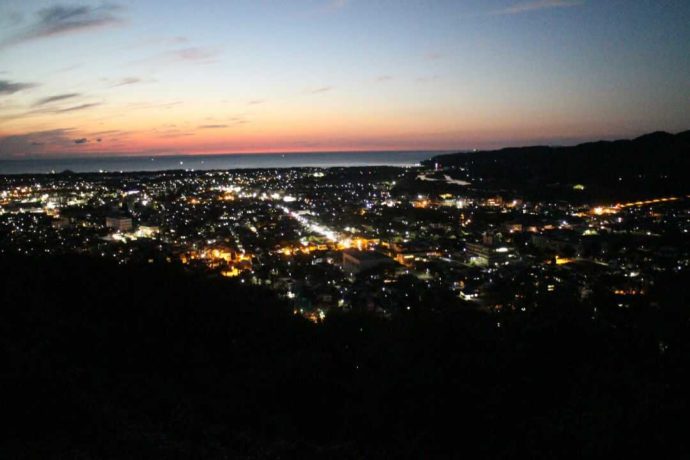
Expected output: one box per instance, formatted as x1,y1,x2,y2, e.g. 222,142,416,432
1,0,689,158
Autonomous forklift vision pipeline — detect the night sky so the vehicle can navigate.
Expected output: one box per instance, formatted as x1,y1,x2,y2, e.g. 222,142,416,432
1,0,689,157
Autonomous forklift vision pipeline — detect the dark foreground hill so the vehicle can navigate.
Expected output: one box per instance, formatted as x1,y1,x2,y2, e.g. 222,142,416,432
2,255,690,458
426,130,690,201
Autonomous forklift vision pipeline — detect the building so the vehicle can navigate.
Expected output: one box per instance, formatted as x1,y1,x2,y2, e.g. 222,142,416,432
386,240,439,267
466,232,514,267
342,249,392,274
531,230,581,256
105,215,133,232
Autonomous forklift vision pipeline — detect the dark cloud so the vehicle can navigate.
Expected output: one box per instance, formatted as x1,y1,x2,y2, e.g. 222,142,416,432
2,4,124,47
198,124,228,129
73,138,88,144
33,93,80,106
0,128,75,157
0,80,38,95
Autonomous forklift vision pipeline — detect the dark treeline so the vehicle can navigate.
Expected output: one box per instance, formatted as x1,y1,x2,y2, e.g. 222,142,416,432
2,255,690,458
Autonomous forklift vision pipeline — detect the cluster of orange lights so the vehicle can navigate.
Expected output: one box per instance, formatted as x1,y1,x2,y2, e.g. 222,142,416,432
279,238,372,256
617,197,679,208
280,245,328,256
555,257,575,265
181,247,252,278
613,289,644,296
590,196,680,216
221,267,242,278
219,193,236,202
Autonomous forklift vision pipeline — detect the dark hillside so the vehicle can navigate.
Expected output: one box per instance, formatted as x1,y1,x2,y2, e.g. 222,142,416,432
427,131,690,201
1,255,689,457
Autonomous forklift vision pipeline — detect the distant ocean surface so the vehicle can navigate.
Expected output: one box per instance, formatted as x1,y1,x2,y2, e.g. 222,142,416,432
0,151,442,175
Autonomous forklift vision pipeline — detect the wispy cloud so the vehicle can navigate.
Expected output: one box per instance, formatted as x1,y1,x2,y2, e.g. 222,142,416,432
424,52,444,61
136,47,220,66
198,124,228,129
33,93,80,106
0,100,102,123
157,132,195,138
308,86,333,94
492,0,584,15
1,4,125,47
151,126,194,138
138,35,188,47
110,77,143,87
126,100,182,111
376,75,394,82
248,99,264,105
0,80,38,95
170,47,220,63
91,129,127,136
52,102,102,113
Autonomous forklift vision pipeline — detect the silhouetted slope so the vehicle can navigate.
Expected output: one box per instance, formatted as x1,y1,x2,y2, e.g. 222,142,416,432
1,255,690,458
427,130,690,200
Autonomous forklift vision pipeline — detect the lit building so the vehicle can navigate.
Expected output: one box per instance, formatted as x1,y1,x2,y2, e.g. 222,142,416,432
105,215,133,232
466,232,513,267
342,249,392,274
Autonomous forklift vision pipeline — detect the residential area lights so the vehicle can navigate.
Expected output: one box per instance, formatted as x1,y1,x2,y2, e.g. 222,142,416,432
0,165,687,321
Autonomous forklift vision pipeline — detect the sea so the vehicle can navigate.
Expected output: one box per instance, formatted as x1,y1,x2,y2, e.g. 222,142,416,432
0,151,442,175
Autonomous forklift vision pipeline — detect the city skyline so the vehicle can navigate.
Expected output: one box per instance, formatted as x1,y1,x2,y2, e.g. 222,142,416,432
1,0,689,158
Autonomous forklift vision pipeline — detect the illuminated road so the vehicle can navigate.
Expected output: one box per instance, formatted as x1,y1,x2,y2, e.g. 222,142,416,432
417,172,471,186
591,195,687,215
279,205,341,242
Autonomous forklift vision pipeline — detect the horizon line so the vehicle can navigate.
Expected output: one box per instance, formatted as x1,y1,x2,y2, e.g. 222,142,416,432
0,149,458,162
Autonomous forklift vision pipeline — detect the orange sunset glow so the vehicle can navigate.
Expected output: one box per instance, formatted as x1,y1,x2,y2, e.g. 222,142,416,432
2,1,689,158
